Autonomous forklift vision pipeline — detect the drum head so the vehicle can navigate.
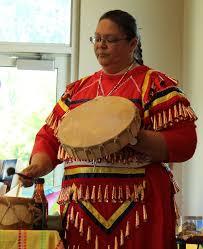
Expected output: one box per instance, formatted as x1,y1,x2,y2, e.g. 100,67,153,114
58,96,139,149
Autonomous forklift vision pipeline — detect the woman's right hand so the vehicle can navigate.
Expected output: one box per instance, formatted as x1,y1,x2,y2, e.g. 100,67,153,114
19,164,41,187
19,152,54,187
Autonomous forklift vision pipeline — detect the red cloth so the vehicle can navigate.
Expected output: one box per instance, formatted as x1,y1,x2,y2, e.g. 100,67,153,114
30,65,197,249
61,164,177,249
31,125,61,167
162,121,197,162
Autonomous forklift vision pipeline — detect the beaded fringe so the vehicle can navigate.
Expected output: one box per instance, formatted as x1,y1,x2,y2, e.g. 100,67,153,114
57,145,71,161
61,182,147,248
45,112,59,135
57,182,146,205
46,110,69,135
65,207,148,249
150,102,197,131
57,143,151,164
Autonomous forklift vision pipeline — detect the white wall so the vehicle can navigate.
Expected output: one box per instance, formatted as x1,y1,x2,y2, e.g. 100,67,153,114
182,0,203,216
79,0,183,79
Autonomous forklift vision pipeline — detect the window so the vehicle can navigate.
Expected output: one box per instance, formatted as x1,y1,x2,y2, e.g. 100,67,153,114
0,66,57,164
0,0,79,206
0,0,71,44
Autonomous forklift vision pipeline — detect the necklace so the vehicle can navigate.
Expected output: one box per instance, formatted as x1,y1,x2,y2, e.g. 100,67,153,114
97,62,135,96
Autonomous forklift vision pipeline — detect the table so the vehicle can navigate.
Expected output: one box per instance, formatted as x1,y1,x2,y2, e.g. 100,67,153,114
0,230,65,249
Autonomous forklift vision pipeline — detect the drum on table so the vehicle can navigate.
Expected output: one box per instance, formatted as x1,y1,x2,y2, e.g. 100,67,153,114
57,96,141,161
0,196,34,229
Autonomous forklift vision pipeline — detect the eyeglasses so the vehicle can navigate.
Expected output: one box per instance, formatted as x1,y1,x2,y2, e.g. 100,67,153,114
89,36,128,45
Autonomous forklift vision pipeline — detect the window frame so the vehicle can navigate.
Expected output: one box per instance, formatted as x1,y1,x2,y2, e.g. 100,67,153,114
0,0,80,82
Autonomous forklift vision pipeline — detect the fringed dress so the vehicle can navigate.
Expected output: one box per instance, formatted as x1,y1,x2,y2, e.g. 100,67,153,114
31,65,197,249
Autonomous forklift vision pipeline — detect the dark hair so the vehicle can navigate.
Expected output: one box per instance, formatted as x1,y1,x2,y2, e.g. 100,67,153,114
99,10,143,65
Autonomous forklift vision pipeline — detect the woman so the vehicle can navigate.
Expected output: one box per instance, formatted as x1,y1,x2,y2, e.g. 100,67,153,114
20,10,197,249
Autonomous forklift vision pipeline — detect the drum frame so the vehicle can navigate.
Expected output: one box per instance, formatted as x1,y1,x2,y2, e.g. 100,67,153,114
0,196,34,229
61,115,140,161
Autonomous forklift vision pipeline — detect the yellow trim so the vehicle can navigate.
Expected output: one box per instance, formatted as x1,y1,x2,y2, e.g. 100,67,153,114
57,76,90,113
64,166,145,176
144,91,185,119
57,75,91,113
58,99,69,112
144,109,150,120
80,199,133,229
150,92,185,108
141,69,155,106
186,245,203,249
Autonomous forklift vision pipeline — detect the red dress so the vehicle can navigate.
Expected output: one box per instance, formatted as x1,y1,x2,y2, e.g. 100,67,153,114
31,65,197,249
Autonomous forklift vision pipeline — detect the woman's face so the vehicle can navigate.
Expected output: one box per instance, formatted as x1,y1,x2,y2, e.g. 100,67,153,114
93,19,137,72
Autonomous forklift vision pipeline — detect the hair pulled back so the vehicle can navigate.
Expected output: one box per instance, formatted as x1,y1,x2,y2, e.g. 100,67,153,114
99,10,143,65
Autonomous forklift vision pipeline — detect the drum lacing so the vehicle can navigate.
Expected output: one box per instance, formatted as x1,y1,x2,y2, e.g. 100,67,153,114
0,197,27,225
